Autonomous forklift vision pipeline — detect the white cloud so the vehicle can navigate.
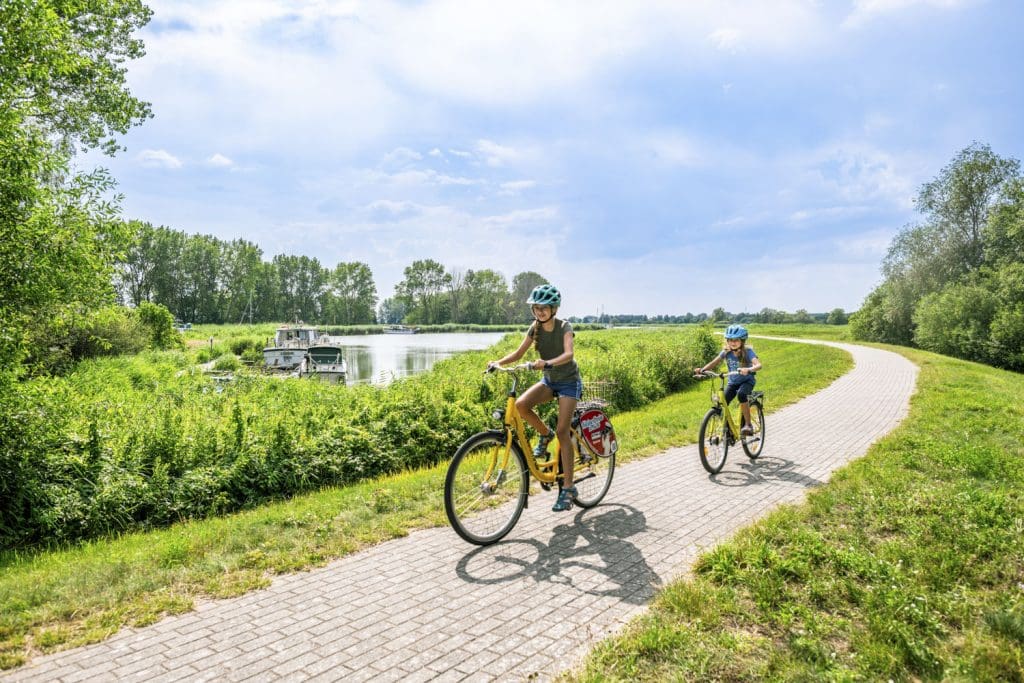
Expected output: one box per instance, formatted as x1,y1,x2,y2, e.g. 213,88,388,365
475,139,527,168
708,28,742,51
206,153,234,167
137,149,183,168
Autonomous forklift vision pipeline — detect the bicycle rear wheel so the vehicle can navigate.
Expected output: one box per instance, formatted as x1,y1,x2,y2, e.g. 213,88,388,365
572,440,615,508
698,408,729,474
444,431,529,545
741,401,765,459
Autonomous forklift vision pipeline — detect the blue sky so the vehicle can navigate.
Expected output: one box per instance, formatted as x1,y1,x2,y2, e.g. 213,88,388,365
87,0,1024,318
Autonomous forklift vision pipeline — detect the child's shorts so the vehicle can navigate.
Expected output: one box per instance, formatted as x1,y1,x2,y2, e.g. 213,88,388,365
725,376,756,404
542,376,584,400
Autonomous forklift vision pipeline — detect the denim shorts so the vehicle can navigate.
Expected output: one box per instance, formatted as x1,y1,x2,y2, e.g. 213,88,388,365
541,376,583,400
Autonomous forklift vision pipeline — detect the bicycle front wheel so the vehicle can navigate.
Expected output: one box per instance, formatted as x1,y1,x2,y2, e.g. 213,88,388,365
572,441,615,508
741,401,765,459
444,431,529,545
698,409,728,474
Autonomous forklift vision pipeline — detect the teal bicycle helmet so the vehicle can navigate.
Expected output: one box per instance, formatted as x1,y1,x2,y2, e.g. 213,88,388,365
526,284,561,307
724,324,748,340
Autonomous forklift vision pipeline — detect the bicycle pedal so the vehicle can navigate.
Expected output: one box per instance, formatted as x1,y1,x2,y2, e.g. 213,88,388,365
539,481,552,491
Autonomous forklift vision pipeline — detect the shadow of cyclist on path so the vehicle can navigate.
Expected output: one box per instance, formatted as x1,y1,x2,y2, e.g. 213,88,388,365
455,504,661,605
708,456,824,489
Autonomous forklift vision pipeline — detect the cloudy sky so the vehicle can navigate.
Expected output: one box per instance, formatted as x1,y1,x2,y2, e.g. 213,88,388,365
87,0,1024,318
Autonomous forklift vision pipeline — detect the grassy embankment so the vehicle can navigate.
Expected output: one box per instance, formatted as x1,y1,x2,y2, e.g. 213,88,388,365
571,342,1024,682
0,330,849,669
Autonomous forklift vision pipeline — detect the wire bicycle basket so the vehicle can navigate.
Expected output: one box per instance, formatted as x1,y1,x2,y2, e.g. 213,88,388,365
579,380,617,411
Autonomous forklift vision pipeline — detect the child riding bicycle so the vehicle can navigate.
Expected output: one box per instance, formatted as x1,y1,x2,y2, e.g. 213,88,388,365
487,284,582,512
695,324,763,435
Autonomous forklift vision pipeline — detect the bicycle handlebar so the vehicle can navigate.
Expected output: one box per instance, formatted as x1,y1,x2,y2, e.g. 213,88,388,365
484,362,535,375
694,370,743,378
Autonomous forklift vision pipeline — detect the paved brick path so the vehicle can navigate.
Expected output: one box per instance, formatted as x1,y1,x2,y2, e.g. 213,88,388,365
5,340,917,682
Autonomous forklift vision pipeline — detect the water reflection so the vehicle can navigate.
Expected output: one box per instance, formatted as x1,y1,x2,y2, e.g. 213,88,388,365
329,332,507,384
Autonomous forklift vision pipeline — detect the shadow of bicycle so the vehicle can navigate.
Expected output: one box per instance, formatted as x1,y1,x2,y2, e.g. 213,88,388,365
455,503,661,605
709,456,824,489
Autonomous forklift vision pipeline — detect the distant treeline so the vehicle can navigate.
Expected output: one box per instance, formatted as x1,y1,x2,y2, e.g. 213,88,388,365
570,308,849,326
115,223,555,327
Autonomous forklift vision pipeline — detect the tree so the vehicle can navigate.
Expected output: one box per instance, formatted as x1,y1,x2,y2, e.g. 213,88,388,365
510,271,548,322
396,259,451,324
463,269,509,324
326,262,377,325
378,297,407,324
1,0,153,375
915,142,1020,272
826,308,848,325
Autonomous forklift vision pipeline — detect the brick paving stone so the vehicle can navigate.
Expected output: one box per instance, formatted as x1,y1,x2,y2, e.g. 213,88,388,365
0,340,916,682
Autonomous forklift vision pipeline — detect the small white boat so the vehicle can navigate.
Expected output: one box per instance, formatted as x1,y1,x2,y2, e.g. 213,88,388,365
263,325,321,370
383,324,418,334
302,344,347,384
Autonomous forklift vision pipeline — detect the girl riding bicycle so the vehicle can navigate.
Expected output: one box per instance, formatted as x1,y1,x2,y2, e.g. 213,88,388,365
695,324,763,435
487,284,582,512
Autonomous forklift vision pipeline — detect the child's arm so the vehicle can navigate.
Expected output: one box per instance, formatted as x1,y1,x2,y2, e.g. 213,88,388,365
695,350,724,374
488,329,533,369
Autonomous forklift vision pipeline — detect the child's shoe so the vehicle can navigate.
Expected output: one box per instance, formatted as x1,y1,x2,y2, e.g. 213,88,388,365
552,486,577,512
533,431,553,457
741,424,754,436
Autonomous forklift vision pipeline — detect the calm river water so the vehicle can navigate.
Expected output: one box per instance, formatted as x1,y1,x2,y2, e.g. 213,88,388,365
331,332,508,384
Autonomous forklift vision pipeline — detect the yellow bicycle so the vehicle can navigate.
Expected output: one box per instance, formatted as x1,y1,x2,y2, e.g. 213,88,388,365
694,369,765,474
444,363,618,545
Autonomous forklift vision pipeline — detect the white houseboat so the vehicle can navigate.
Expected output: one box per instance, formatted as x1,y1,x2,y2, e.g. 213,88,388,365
263,325,321,370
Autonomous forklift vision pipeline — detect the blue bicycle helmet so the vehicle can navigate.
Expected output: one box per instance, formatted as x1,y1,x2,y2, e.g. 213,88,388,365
724,324,748,340
526,284,561,307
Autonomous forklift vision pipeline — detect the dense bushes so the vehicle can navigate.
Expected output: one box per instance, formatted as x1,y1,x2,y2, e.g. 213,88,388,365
0,326,717,549
851,144,1024,370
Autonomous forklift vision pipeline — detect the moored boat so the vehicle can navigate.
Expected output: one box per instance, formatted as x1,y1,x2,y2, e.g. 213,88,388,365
383,324,418,334
263,325,321,370
302,343,348,384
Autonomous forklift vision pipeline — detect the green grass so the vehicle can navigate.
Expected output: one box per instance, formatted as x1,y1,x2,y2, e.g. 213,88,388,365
569,345,1024,682
0,337,848,670
752,323,852,341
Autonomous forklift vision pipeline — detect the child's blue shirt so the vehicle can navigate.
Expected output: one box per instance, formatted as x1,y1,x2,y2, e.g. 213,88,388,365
716,347,758,381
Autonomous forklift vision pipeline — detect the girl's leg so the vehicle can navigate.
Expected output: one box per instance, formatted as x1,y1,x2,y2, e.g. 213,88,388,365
556,396,578,488
740,401,752,432
516,382,554,435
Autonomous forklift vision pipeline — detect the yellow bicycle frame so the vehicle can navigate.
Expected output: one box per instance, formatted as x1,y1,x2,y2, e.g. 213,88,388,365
711,377,742,440
499,390,562,484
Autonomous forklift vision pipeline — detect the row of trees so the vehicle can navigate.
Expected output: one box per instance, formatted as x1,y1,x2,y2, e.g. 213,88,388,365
116,230,552,326
116,222,377,325
851,143,1024,371
380,259,548,325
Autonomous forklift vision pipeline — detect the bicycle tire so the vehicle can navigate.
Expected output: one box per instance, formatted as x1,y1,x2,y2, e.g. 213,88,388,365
741,401,765,459
698,408,728,474
572,439,615,508
444,431,529,545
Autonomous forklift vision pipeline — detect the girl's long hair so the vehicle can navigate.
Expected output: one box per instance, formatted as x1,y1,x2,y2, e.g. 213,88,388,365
531,308,558,353
724,339,749,368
